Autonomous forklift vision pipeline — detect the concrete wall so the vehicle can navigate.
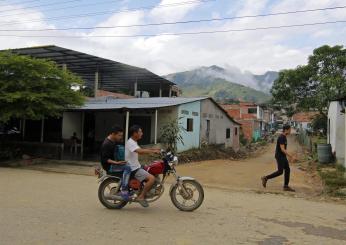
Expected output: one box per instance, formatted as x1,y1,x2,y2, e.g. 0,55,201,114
157,106,178,142
177,101,201,152
328,101,345,165
62,112,82,140
200,99,239,149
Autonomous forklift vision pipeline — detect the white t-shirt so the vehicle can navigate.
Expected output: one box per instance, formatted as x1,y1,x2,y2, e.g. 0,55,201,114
125,138,141,171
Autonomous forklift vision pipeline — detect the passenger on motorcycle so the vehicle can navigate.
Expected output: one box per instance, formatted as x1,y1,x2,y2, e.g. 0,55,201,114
100,125,132,200
125,125,161,208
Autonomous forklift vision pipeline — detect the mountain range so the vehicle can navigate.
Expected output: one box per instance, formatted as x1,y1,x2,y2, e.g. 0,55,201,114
164,65,278,103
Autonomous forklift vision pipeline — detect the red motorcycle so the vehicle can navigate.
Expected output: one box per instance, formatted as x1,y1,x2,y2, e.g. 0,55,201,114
96,151,204,211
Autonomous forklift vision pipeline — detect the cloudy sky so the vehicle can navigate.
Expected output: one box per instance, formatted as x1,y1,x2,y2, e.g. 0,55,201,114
0,0,345,75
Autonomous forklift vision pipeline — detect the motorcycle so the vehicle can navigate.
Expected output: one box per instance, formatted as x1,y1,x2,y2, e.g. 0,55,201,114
95,150,204,211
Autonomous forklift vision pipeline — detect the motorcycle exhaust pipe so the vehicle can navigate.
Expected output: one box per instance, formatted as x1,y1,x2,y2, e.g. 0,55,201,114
104,194,124,201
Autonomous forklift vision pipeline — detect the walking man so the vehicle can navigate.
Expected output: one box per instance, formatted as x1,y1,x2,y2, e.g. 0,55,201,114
261,125,296,192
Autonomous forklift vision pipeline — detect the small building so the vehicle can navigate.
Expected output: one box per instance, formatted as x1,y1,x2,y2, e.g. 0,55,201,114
222,102,272,141
63,97,240,156
328,98,346,167
291,111,319,132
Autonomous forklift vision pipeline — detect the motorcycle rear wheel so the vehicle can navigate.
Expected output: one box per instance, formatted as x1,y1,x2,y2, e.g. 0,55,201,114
98,178,128,209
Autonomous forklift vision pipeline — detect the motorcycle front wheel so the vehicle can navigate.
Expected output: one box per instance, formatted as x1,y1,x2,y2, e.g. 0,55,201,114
170,180,204,212
98,178,128,209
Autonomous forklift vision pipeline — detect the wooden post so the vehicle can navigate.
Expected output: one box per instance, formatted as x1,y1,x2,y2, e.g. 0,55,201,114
81,112,85,158
169,86,172,97
154,109,158,144
125,111,130,141
22,119,26,140
94,70,99,98
159,82,162,97
40,118,44,143
134,80,138,97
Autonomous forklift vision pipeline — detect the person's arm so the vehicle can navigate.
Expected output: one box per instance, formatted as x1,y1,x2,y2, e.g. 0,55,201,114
280,144,293,159
134,148,160,155
107,159,127,165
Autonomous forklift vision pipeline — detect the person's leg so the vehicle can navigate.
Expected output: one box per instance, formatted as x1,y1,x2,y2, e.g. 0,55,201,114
109,164,127,190
134,169,155,207
283,159,290,187
282,159,295,191
261,158,284,188
266,158,284,179
121,164,131,191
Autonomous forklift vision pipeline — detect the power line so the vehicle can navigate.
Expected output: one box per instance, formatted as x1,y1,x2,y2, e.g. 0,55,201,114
0,0,125,18
0,0,83,13
1,5,345,32
1,20,345,38
0,0,214,26
0,0,44,7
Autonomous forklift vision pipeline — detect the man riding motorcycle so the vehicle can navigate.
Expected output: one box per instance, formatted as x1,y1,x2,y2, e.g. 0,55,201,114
100,125,132,200
125,125,161,207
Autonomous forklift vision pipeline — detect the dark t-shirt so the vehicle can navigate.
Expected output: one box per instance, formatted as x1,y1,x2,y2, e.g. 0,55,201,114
275,134,287,159
100,138,116,171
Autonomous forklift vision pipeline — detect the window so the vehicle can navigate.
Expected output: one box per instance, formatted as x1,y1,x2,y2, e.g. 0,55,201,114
206,120,210,132
215,115,220,119
187,118,193,132
235,127,238,135
181,110,189,115
226,128,231,139
192,112,199,116
248,108,257,114
202,113,208,118
209,114,214,118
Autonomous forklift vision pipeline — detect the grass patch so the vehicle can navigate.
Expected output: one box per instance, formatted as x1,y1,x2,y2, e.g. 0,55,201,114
318,163,346,198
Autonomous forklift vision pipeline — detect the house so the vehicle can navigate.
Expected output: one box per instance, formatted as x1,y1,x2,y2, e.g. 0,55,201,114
62,97,240,156
222,102,272,141
328,98,346,167
3,45,240,159
291,111,319,131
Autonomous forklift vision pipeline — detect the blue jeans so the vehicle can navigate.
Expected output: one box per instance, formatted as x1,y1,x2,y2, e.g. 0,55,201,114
109,164,131,191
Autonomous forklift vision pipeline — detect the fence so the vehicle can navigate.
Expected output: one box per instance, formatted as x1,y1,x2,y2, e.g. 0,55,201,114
296,129,313,153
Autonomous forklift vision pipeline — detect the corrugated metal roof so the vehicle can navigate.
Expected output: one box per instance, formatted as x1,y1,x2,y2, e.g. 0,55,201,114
71,97,207,110
68,96,241,125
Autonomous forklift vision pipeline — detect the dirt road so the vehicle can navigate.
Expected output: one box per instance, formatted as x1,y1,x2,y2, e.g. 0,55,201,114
1,135,345,244
0,167,346,245
177,135,322,196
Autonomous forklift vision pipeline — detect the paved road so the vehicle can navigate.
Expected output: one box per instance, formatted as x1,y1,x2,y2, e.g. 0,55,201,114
0,168,345,245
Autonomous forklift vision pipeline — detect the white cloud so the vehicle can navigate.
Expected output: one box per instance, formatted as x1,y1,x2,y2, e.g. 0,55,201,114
0,0,345,80
149,0,201,22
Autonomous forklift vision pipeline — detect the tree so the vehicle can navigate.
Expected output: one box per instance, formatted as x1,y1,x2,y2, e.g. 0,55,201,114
159,119,185,153
271,45,346,114
0,52,85,122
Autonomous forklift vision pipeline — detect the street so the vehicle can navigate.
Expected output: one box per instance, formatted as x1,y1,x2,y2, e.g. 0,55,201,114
0,166,345,245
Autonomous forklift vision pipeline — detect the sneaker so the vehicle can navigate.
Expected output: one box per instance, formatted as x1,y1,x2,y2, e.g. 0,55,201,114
137,198,149,208
120,190,131,201
283,186,295,192
261,176,267,188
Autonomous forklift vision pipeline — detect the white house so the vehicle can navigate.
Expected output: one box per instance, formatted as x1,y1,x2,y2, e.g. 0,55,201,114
327,98,346,167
